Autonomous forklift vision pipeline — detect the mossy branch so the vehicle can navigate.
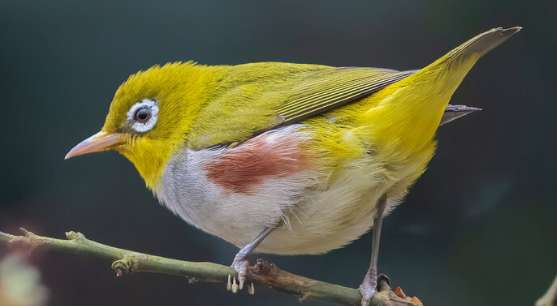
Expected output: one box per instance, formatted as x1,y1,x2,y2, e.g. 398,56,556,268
0,228,422,306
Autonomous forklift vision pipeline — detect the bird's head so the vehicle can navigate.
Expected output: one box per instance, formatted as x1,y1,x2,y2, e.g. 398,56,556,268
65,62,212,189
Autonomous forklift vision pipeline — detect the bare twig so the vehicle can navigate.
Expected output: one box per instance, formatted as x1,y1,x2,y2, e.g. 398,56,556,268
0,229,422,306
537,275,557,306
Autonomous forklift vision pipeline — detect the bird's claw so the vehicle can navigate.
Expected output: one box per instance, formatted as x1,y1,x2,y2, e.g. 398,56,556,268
227,257,249,293
359,273,391,306
248,282,255,295
226,274,241,293
359,283,376,306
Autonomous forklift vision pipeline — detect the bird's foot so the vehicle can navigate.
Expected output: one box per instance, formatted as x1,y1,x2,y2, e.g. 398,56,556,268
359,273,390,306
227,255,255,294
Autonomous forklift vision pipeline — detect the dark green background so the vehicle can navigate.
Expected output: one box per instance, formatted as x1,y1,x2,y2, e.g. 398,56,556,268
1,1,555,305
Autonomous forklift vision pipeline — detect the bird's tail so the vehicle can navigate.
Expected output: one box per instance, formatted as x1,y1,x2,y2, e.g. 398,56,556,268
367,27,521,155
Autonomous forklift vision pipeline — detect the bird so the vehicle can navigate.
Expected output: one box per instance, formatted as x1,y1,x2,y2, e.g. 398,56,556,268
65,27,520,306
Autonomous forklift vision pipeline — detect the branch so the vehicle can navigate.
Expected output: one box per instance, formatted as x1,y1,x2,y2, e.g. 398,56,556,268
0,229,422,306
537,275,557,306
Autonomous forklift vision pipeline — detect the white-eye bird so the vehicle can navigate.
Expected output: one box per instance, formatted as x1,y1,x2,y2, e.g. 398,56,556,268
65,27,520,305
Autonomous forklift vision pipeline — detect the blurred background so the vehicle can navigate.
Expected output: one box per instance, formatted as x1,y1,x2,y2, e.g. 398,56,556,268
0,0,555,305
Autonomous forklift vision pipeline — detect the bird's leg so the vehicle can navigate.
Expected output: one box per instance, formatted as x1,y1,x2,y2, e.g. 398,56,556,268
359,195,389,306
227,226,275,293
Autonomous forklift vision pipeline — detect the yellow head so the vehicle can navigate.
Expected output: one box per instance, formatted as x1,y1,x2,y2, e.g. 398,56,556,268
65,62,216,189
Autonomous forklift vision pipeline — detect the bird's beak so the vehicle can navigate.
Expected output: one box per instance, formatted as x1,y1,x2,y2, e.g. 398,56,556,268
64,131,126,160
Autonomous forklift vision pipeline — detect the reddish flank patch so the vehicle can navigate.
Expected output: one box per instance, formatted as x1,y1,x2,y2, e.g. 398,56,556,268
204,133,309,193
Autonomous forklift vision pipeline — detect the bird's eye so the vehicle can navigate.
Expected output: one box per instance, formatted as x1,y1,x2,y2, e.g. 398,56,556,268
126,99,159,133
134,107,151,123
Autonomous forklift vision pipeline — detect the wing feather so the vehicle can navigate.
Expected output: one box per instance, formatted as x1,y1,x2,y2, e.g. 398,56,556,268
188,64,414,149
276,69,414,126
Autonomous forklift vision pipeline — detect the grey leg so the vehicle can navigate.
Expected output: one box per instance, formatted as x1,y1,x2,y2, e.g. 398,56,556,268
227,226,275,293
359,195,388,306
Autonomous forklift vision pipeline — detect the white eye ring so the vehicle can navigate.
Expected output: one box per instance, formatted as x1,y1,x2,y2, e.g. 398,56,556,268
127,99,159,133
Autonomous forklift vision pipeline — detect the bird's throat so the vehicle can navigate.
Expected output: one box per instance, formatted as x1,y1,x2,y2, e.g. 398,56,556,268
119,138,182,191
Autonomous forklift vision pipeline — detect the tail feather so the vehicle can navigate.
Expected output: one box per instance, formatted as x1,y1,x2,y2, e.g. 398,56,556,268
441,104,482,126
415,26,522,91
368,27,520,155
442,27,522,63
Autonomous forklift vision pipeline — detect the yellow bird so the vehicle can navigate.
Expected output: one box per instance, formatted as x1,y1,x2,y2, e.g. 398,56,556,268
65,27,520,305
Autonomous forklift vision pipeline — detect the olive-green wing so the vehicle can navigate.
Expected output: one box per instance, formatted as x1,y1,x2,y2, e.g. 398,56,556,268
188,63,414,149
275,67,414,127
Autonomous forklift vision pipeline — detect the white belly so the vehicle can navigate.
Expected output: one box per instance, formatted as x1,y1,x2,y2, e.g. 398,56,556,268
155,147,395,255
152,122,431,255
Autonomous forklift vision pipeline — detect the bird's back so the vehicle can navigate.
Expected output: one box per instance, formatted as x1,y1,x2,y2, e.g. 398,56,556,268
186,62,411,149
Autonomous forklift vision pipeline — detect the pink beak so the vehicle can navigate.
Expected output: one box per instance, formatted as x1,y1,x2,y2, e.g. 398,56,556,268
65,131,125,160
